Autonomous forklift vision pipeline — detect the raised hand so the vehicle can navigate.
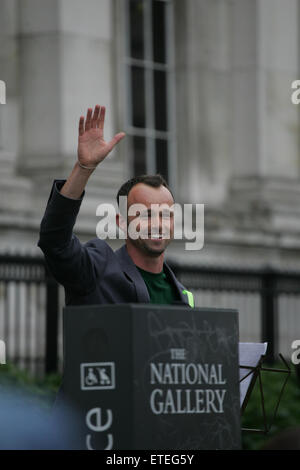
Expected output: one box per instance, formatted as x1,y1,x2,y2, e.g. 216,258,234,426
78,105,125,169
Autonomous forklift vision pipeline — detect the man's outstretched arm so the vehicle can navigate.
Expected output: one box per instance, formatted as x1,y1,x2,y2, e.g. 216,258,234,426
38,105,125,293
60,104,125,199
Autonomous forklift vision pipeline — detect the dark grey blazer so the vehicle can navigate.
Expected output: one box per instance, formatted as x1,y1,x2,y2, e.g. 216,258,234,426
38,180,190,307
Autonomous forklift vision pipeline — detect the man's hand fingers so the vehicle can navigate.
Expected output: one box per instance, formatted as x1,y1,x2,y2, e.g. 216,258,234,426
85,108,93,131
92,105,101,128
106,132,126,153
97,106,106,130
78,116,85,136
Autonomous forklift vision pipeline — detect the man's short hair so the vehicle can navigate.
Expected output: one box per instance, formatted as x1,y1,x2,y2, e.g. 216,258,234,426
116,174,174,206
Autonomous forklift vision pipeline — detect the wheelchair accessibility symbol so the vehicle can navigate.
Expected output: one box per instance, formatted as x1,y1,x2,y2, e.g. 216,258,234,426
81,362,115,390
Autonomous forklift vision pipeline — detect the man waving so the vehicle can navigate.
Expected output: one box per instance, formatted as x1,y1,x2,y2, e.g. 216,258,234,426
38,105,194,308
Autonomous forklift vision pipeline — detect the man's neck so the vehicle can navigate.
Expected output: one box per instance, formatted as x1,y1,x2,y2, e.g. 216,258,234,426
126,242,164,273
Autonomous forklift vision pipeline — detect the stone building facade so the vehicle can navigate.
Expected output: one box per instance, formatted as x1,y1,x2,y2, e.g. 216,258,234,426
0,0,300,359
1,0,300,268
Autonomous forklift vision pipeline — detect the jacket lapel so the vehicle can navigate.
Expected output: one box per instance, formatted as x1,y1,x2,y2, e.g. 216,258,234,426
163,263,190,306
115,244,150,303
115,244,190,307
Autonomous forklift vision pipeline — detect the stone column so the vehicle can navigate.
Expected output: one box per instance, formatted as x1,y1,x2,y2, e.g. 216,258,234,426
229,0,300,233
0,0,19,172
19,0,125,228
0,0,33,242
174,0,234,206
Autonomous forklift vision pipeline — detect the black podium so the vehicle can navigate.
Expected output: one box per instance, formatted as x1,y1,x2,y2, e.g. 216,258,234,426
62,304,241,450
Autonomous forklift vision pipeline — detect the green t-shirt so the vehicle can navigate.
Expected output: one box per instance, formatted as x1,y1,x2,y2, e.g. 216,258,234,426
137,266,178,305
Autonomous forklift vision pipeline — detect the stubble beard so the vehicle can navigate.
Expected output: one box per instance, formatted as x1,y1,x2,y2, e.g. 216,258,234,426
129,237,172,258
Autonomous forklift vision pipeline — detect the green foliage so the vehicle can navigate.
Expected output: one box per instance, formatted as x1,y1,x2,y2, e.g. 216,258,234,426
0,362,61,410
241,361,300,450
1,361,299,450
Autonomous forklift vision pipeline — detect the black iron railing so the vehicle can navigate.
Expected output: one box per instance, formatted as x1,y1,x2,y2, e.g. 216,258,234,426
0,254,299,376
0,254,59,376
170,264,300,364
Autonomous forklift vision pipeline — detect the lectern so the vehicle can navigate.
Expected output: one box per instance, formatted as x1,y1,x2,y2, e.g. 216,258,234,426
62,304,241,450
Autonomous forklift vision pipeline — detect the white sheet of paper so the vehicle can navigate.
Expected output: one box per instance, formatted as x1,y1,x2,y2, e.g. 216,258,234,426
239,342,268,407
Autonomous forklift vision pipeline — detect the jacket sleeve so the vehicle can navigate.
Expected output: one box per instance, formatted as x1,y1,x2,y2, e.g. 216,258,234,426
38,179,104,295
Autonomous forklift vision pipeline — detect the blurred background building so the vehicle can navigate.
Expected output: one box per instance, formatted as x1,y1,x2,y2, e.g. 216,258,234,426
0,0,299,375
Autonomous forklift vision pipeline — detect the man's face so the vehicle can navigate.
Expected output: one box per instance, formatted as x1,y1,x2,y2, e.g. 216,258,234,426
126,183,175,257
